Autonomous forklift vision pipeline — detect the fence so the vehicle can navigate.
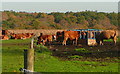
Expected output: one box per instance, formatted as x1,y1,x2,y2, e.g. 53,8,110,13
20,38,34,73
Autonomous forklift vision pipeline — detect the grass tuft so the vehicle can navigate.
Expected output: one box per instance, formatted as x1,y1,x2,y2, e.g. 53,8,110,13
74,48,91,53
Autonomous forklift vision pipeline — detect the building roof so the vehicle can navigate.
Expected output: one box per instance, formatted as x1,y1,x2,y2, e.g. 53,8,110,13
68,29,103,31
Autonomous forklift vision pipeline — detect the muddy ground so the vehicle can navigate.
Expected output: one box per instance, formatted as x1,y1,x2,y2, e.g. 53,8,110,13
45,41,120,62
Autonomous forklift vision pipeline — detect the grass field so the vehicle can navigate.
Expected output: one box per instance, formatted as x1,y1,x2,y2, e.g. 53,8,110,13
2,39,119,72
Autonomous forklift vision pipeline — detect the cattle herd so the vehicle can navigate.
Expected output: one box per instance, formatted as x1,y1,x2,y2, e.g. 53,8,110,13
42,30,118,46
1,30,34,40
1,29,119,46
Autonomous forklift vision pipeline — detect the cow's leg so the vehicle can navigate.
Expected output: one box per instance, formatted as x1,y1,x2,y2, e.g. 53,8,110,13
37,41,39,45
100,40,103,45
23,36,27,40
22,37,25,40
49,38,52,45
62,37,68,45
73,40,75,45
42,40,45,45
113,37,117,45
20,37,22,39
47,40,51,46
7,38,9,40
75,38,78,45
43,39,47,45
49,41,52,45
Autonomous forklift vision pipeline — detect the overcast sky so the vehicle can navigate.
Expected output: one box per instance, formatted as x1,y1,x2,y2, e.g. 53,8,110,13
1,0,120,2
2,2,118,13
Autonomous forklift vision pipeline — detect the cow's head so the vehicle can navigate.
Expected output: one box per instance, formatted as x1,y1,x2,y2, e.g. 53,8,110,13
52,34,57,41
37,39,45,45
81,31,86,36
2,30,12,36
11,33,16,37
56,31,64,42
95,32,101,45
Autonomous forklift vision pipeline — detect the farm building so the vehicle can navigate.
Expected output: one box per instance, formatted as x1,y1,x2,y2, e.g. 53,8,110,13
69,29,103,46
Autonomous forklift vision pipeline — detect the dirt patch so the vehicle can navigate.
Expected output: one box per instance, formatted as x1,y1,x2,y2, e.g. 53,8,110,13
45,41,119,62
47,41,119,51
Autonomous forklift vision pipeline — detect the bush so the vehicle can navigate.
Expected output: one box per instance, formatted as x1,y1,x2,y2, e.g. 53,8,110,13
35,44,50,53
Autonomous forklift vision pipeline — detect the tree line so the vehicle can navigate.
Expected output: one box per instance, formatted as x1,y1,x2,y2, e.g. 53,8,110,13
2,10,119,30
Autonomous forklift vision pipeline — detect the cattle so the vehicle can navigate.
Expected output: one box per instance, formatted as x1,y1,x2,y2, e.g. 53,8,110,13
81,31,94,39
10,33,27,39
24,33,34,39
62,31,80,45
1,35,9,40
88,31,94,38
52,34,57,41
2,30,8,35
2,29,11,35
80,31,87,39
10,33,34,39
37,33,55,45
96,30,118,45
56,31,64,42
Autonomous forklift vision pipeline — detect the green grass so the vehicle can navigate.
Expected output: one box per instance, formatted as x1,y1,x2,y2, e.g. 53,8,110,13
68,55,83,59
104,38,120,42
74,48,91,53
2,39,119,72
2,39,30,72
2,39,31,44
34,52,118,72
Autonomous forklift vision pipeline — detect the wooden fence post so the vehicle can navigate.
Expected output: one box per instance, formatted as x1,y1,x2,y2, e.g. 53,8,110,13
24,38,34,72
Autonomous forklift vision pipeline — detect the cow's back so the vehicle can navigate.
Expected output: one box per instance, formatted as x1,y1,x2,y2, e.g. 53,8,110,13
39,35,53,41
64,31,80,40
101,30,117,39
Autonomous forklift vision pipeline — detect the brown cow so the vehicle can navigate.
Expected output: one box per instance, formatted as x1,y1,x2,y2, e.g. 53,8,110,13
2,29,11,35
56,31,64,42
62,31,80,45
37,33,54,45
52,34,57,41
24,33,34,39
80,31,87,39
10,33,34,39
96,30,118,45
10,33,27,39
1,35,9,40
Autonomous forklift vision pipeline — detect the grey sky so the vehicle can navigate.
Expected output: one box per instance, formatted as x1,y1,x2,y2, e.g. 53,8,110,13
2,2,118,13
1,0,120,2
